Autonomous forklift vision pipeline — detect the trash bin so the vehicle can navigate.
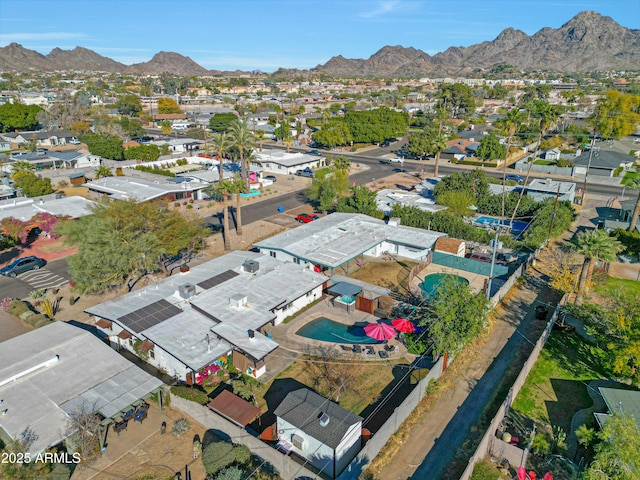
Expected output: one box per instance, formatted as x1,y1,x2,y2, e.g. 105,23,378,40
535,305,549,320
277,206,284,213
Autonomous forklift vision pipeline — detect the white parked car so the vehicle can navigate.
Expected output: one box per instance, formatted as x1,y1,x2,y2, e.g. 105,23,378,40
388,157,404,163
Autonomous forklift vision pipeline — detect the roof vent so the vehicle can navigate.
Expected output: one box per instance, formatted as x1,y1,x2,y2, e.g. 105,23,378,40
178,283,196,299
230,294,247,309
318,412,330,427
243,259,259,273
248,329,255,339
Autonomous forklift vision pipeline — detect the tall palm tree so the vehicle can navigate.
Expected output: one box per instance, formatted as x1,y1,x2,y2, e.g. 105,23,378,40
210,133,232,182
203,178,236,251
626,178,640,232
496,108,523,221
229,118,254,189
574,229,624,305
509,102,558,226
428,129,447,178
255,129,265,152
232,173,248,236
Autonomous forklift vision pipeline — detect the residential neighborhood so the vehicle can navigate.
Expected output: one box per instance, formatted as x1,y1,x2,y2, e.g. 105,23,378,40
0,6,639,480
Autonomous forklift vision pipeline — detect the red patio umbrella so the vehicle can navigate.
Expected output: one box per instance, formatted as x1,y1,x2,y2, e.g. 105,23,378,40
392,318,415,333
517,466,527,480
363,322,396,341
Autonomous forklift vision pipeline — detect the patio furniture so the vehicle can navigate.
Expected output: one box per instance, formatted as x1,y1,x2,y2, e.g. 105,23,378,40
137,402,150,413
122,408,134,422
114,420,128,435
363,347,372,355
352,345,362,354
366,347,376,355
509,436,520,446
378,350,389,359
340,345,351,352
134,409,147,423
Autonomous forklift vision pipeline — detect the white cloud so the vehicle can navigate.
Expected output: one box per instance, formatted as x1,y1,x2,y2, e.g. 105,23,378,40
359,0,401,19
0,32,88,45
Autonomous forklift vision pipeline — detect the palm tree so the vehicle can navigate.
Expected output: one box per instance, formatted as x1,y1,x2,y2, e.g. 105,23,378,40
574,230,624,305
626,178,640,232
210,133,233,182
332,156,350,172
232,173,248,237
509,102,559,226
428,129,447,178
203,178,236,251
229,118,254,189
255,129,265,152
496,108,523,220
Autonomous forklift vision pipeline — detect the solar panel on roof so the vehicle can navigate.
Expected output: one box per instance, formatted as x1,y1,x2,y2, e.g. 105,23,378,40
197,269,239,290
117,299,181,333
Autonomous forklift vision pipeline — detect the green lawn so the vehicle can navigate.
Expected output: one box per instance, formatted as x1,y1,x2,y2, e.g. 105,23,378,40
511,330,608,435
621,170,639,185
594,276,640,298
533,160,555,165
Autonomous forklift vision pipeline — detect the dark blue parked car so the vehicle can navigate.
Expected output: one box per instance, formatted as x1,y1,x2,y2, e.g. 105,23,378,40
1,256,47,277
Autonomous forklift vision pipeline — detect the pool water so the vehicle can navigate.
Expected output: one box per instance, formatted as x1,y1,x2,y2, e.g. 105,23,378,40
474,216,529,234
421,273,469,297
296,317,381,344
240,189,261,197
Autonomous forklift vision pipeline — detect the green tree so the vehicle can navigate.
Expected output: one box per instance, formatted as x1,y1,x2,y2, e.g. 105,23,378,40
118,116,145,138
583,413,640,480
0,103,41,132
124,144,160,161
10,160,35,173
574,230,624,305
437,190,475,217
336,185,384,219
594,90,640,140
209,113,238,133
81,133,125,160
332,156,350,172
94,165,113,179
115,93,142,116
228,117,254,190
231,375,261,406
475,132,506,161
12,171,53,197
56,200,207,293
437,83,476,118
312,120,352,147
157,97,182,114
422,274,488,357
434,169,490,206
210,132,233,181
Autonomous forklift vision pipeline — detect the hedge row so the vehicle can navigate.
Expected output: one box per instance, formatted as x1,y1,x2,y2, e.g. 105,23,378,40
170,385,209,405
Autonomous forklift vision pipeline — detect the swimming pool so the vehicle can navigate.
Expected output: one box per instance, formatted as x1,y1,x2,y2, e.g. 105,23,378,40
296,317,382,344
474,216,529,234
421,273,469,297
240,189,261,197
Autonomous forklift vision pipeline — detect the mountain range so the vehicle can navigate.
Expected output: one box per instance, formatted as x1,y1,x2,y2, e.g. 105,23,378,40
1,11,638,77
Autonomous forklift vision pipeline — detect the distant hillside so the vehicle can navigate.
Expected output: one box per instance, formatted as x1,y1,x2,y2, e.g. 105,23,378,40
0,11,638,76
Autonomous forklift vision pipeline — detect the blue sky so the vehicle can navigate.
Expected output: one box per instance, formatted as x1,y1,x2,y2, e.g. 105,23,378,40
0,0,638,72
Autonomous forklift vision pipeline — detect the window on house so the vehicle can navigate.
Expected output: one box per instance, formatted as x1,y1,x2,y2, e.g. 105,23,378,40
293,257,300,264
292,434,304,449
175,192,185,200
149,349,155,359
270,251,276,258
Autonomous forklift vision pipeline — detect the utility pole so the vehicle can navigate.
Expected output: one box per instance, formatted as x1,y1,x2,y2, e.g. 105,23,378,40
581,106,600,204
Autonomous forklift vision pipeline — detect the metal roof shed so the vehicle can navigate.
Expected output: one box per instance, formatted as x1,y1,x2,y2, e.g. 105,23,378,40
207,390,260,427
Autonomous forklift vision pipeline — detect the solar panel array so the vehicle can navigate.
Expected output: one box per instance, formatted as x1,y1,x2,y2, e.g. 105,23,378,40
197,269,239,290
117,299,181,333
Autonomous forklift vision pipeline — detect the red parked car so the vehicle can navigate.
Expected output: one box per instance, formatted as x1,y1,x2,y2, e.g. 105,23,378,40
296,213,319,223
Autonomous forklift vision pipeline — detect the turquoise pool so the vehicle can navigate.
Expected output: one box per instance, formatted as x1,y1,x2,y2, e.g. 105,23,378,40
296,317,381,345
240,189,261,197
421,273,469,297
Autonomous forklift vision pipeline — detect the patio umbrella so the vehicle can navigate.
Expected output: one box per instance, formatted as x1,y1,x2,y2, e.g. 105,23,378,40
363,322,396,341
517,467,527,480
392,318,415,333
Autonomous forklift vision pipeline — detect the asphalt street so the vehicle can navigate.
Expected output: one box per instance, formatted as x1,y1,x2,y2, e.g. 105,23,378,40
0,258,70,299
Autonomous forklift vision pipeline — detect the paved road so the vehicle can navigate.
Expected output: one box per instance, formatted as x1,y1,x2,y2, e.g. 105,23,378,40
0,258,70,299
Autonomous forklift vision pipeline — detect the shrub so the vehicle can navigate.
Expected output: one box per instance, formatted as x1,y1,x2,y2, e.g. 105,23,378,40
232,444,251,465
25,313,48,327
612,228,640,257
613,166,623,177
202,441,235,475
170,385,209,405
171,418,190,437
470,459,501,480
1,297,13,312
8,300,30,317
215,467,244,480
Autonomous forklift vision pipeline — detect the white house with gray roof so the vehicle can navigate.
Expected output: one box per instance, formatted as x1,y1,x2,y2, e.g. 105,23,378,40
274,388,362,478
254,150,323,175
85,176,207,202
0,322,163,454
86,251,328,382
254,213,446,274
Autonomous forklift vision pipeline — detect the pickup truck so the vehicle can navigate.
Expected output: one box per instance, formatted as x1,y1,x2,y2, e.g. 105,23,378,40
296,168,314,177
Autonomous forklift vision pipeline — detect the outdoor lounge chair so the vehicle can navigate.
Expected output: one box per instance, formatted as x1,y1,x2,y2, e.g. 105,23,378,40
378,350,389,359
340,345,351,352
121,408,134,422
353,345,362,354
114,420,128,435
366,347,376,355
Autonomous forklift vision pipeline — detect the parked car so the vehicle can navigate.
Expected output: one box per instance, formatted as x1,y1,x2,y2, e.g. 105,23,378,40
263,175,277,183
381,141,390,147
388,157,404,163
69,138,81,145
295,168,314,177
296,213,319,223
308,149,322,156
505,174,525,184
1,256,47,277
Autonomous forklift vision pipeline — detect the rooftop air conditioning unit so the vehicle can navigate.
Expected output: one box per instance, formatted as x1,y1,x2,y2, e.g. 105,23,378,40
243,260,259,273
230,294,247,309
178,283,196,299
